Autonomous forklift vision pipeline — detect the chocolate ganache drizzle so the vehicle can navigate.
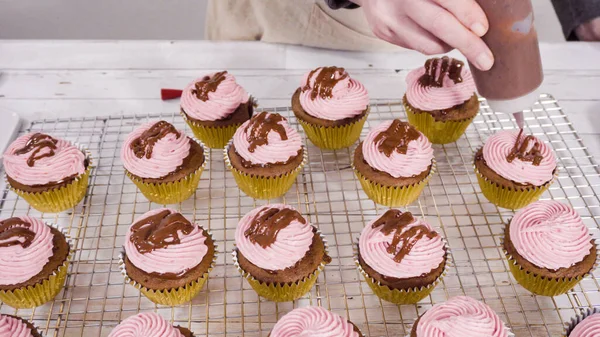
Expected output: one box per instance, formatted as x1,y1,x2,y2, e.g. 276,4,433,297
419,56,464,88
303,66,348,100
245,207,306,248
130,121,181,160
244,111,288,152
0,217,35,249
506,129,544,166
193,71,228,101
129,210,195,254
374,120,420,156
14,133,59,167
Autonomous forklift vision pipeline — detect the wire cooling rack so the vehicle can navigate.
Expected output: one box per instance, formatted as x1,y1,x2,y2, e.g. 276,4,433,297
0,95,599,337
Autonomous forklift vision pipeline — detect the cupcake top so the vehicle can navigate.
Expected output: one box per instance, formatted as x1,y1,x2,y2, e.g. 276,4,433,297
510,200,593,270
362,120,434,178
569,312,600,337
359,210,445,278
3,133,86,186
298,67,369,121
406,56,476,111
124,208,209,275
417,296,509,337
235,204,314,271
121,121,192,179
0,315,37,337
270,306,360,337
0,216,54,285
482,130,556,185
108,312,185,337
181,71,249,121
232,111,303,166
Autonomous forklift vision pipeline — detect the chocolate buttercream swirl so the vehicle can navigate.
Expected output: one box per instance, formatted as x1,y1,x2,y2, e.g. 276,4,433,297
372,210,438,263
506,129,544,166
130,121,181,159
245,207,307,249
193,71,228,101
0,218,35,249
303,66,349,100
373,120,420,156
14,133,58,167
419,56,464,88
244,111,288,152
129,210,194,254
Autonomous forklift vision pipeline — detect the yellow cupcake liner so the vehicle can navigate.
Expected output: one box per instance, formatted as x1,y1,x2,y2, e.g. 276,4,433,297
296,108,369,150
502,237,598,296
232,230,330,302
352,158,436,207
224,141,307,200
563,307,600,336
7,148,92,213
0,223,73,308
403,98,476,144
120,228,217,306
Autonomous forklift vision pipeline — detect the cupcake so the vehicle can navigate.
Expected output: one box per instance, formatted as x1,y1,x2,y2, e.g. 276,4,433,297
0,216,71,308
404,56,479,144
0,314,42,336
410,296,510,336
353,119,435,207
291,66,369,149
503,200,597,296
565,308,600,337
121,121,206,204
232,204,331,302
475,130,557,209
357,210,448,304
3,133,91,212
180,71,253,148
108,312,194,337
120,208,216,306
225,111,305,199
269,306,364,336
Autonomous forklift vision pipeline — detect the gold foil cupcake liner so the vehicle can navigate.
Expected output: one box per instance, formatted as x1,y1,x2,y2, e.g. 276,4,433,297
563,307,600,336
502,236,599,296
232,229,330,302
224,140,307,200
355,237,451,304
119,228,217,306
352,158,436,207
0,223,73,308
126,140,207,204
296,108,369,150
404,98,476,144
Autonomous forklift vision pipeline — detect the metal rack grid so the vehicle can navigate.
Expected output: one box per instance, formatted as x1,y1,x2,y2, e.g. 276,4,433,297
0,94,599,337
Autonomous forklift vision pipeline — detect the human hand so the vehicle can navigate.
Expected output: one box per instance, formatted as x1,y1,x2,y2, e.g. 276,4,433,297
576,17,600,41
352,0,494,70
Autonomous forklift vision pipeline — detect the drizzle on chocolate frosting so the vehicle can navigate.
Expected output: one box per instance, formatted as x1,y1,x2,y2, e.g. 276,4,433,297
129,210,194,254
0,217,35,249
303,66,348,100
374,120,420,156
372,210,438,263
193,71,228,101
419,56,464,88
14,133,58,167
244,207,306,248
506,129,544,166
244,111,288,152
130,121,181,159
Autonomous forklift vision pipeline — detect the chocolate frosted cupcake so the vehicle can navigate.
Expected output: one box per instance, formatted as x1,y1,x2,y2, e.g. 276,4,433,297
180,71,253,148
121,121,206,204
108,312,194,337
410,296,510,336
225,111,305,199
269,306,364,337
3,133,91,212
0,314,42,336
503,200,597,296
404,56,479,144
233,204,331,302
120,208,216,305
357,210,448,304
0,216,71,308
292,66,369,149
353,119,435,206
565,308,600,337
475,130,557,209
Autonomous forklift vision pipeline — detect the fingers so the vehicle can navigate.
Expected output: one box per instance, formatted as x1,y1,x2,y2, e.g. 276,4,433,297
432,0,488,36
373,17,452,55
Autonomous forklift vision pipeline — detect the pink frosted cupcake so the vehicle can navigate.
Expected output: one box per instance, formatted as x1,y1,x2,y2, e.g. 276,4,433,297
180,71,253,148
108,312,194,337
404,56,479,144
475,130,557,209
0,314,42,336
565,308,600,337
269,307,364,336
291,66,369,149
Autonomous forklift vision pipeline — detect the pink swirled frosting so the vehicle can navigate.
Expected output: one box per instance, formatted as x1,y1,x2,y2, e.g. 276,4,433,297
3,133,86,186
0,216,54,285
181,72,249,121
108,313,185,337
121,121,191,179
0,315,36,337
124,208,208,275
570,313,600,337
270,306,360,337
359,212,445,278
299,67,369,121
405,61,476,111
232,112,302,166
235,204,313,271
482,130,556,185
362,120,434,178
510,200,592,270
417,296,509,337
